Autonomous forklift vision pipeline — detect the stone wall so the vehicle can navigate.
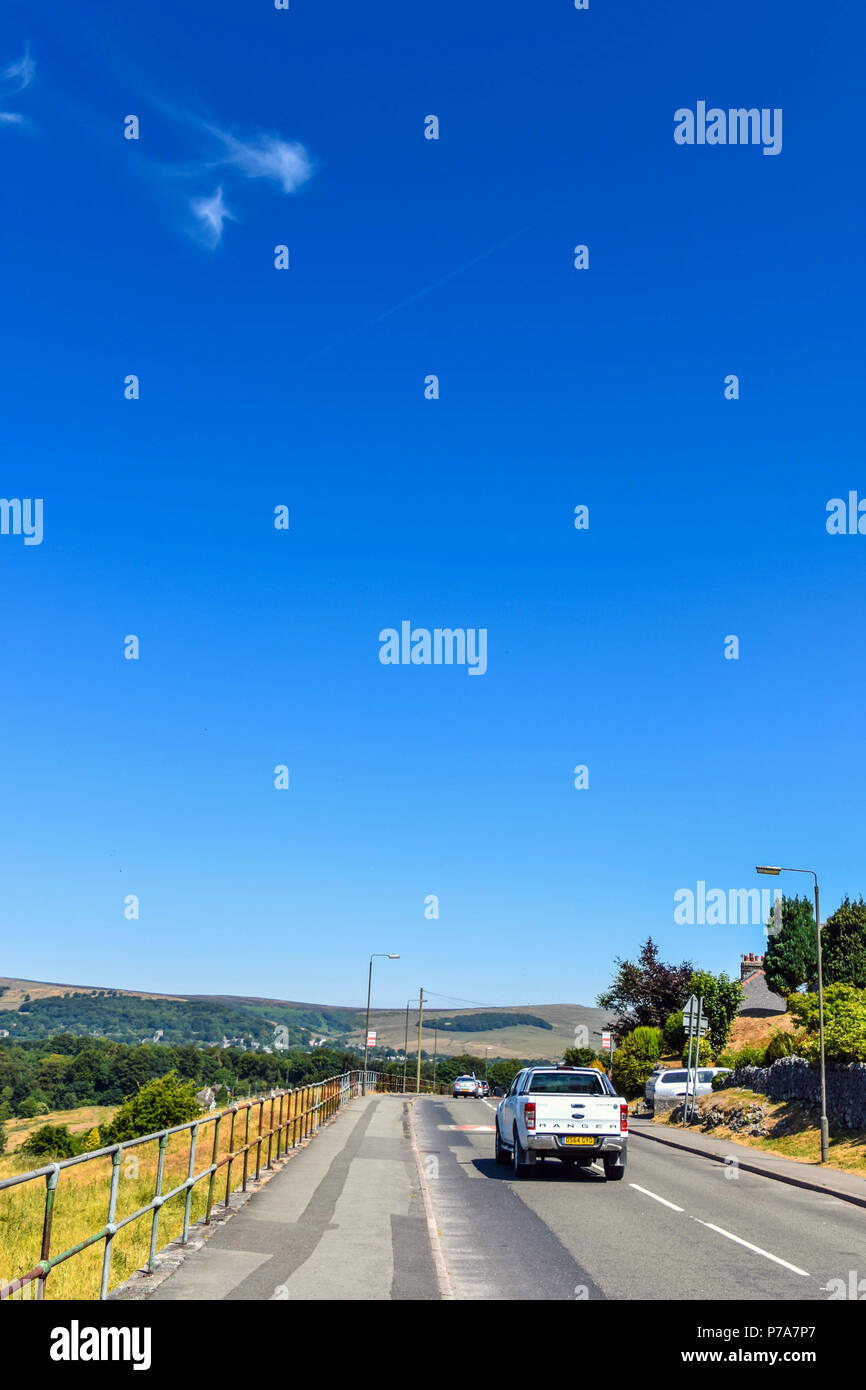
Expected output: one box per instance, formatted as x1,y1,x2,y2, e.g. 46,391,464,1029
729,1055,866,1130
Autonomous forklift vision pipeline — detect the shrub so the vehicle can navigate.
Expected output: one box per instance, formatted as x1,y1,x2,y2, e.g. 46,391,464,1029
681,1037,713,1067
611,1027,663,1097
102,1071,201,1144
82,1127,103,1152
0,1120,6,1156
788,983,866,1063
663,1010,685,1054
20,1124,80,1160
716,1043,766,1070
764,1030,804,1064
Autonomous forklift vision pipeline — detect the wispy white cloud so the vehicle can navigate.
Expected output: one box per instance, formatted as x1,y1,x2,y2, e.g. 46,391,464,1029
133,99,315,249
3,43,36,94
190,185,235,248
206,128,313,194
1,42,35,129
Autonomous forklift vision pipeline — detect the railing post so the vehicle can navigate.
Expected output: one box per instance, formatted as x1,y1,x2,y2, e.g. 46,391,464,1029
148,1134,168,1273
37,1165,60,1301
255,1101,264,1181
205,1116,222,1224
242,1105,251,1192
266,1094,275,1170
182,1124,199,1244
276,1093,285,1160
99,1148,123,1301
224,1109,237,1208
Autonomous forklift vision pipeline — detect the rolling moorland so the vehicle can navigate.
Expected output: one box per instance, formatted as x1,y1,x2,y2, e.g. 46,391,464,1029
0,976,611,1060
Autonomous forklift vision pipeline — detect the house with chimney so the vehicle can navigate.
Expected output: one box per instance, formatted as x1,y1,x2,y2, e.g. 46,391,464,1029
737,952,787,1017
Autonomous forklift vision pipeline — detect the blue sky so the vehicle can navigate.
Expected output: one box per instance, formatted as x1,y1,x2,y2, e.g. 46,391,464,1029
1,0,863,1013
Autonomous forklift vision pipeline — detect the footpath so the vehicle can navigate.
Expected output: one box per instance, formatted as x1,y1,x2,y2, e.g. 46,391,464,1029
111,1094,438,1301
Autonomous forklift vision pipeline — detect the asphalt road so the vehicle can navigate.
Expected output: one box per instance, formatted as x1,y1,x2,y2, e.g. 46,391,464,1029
416,1094,866,1301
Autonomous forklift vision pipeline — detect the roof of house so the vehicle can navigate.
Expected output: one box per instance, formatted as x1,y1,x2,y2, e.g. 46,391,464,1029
738,970,787,1018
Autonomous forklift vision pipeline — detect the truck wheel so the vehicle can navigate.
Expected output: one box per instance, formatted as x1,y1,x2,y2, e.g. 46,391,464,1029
512,1128,528,1178
494,1123,509,1166
603,1154,626,1181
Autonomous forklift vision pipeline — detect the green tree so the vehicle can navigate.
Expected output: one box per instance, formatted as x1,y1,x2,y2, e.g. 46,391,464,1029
764,894,817,995
0,1119,6,1156
610,1027,663,1097
82,1127,102,1151
821,897,866,989
562,1047,600,1067
597,938,694,1037
103,1071,201,1143
788,984,866,1064
687,971,743,1054
20,1124,80,1160
487,1058,522,1091
17,1097,46,1119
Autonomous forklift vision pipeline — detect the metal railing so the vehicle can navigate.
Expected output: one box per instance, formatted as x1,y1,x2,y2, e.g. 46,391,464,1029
375,1074,449,1094
0,1068,391,1302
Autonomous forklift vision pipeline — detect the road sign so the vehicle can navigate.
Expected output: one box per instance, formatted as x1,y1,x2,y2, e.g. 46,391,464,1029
601,1032,612,1050
366,1031,376,1047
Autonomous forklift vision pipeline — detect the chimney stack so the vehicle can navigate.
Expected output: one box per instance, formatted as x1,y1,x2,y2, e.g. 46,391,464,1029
740,952,766,980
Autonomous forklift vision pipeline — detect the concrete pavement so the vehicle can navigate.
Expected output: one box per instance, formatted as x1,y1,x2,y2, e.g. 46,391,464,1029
142,1094,438,1301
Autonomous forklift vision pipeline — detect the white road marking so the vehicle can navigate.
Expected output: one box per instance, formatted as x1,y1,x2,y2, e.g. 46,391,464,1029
629,1183,684,1212
692,1220,810,1277
629,1186,811,1278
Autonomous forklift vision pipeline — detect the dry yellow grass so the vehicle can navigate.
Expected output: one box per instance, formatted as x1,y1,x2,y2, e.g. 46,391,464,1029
727,1012,795,1049
0,1098,305,1300
1,1105,116,1160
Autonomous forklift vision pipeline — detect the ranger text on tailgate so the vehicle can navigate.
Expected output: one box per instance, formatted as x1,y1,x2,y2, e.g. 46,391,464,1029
495,1066,628,1181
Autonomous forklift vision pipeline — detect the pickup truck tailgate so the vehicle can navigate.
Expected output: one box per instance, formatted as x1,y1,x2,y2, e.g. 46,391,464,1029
533,1097,622,1134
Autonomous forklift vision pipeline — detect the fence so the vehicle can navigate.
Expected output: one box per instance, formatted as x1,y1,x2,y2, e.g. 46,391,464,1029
0,1068,438,1302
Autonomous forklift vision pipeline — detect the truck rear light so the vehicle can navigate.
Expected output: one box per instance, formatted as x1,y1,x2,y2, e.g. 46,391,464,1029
524,1102,536,1131
620,1104,629,1133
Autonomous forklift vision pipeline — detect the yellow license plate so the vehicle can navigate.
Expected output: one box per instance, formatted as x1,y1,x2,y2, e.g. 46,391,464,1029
561,1136,596,1146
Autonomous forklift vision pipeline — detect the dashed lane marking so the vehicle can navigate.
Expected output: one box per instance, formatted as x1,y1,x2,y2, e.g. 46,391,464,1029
629,1183,684,1212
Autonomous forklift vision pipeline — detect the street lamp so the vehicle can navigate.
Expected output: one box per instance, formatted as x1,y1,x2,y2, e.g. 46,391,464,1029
756,865,829,1162
362,953,400,1096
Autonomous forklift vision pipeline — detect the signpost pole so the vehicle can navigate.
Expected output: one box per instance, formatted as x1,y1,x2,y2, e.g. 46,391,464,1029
682,994,697,1128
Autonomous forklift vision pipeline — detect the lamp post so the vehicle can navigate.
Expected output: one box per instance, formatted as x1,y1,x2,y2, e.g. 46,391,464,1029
362,953,400,1096
756,865,829,1162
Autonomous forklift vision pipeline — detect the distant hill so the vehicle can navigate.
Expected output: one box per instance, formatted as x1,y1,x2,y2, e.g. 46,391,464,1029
0,977,612,1058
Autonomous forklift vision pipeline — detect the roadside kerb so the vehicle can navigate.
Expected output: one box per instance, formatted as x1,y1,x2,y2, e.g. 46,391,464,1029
630,1117,866,1212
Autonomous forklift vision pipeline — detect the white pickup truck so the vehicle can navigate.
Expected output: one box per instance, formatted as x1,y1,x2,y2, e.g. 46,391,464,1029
495,1066,628,1181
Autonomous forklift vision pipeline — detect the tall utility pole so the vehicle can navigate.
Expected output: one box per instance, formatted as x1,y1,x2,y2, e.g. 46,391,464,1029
415,988,425,1094
433,1024,438,1090
402,997,419,1093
